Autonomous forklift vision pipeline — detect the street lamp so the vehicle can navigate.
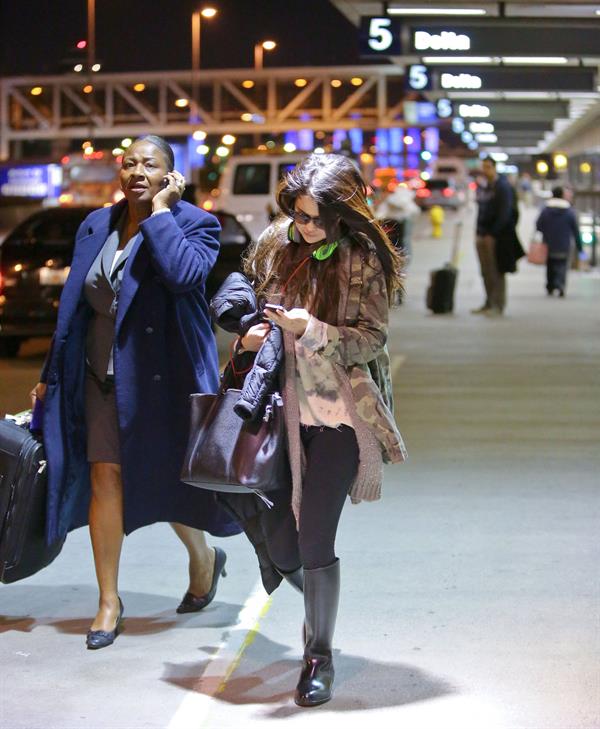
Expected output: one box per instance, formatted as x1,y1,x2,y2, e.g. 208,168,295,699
192,7,218,74
254,40,277,70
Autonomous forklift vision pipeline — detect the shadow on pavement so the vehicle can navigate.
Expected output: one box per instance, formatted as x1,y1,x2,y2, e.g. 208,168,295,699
0,584,244,635
162,631,455,714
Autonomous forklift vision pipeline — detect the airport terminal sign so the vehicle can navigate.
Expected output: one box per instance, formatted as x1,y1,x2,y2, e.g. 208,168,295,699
0,164,62,198
433,67,596,92
360,17,600,58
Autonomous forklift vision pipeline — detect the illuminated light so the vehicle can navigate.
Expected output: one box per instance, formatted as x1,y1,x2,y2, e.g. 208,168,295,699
491,152,508,162
421,150,432,161
210,188,220,197
502,57,568,65
350,77,363,86
469,121,494,134
580,162,592,174
331,79,342,88
83,146,94,155
242,80,255,89
360,153,374,163
372,179,382,188
442,187,454,198
121,137,132,148
14,263,23,272
112,147,124,156
403,135,414,145
283,142,297,153
257,144,267,151
422,56,493,64
387,181,397,192
82,140,92,149
61,155,70,164
116,155,123,164
59,193,74,204
202,199,214,210
201,7,217,18
103,202,112,208
45,259,55,267
30,86,43,96
241,112,253,121
83,84,93,94
216,146,230,157
74,64,83,72
421,171,431,181
316,131,326,140
314,147,325,154
196,144,210,155
113,190,125,203
294,78,308,87
192,130,207,141
133,83,146,92
553,153,568,170
262,40,276,51
76,40,87,49
266,140,276,149
91,63,101,72
416,188,431,198
536,160,549,175
414,30,470,51
222,134,236,145
388,7,486,15
175,98,189,108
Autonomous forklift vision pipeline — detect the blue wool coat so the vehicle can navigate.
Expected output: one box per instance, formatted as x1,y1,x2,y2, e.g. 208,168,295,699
41,199,241,544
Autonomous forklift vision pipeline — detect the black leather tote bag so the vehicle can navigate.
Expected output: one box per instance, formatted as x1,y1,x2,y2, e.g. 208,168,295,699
180,389,290,504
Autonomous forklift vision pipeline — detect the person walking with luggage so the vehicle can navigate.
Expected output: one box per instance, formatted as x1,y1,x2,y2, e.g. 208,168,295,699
236,153,407,706
535,186,583,297
30,135,239,649
473,156,523,317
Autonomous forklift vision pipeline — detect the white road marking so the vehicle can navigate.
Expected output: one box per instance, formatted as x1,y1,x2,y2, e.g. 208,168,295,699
167,580,272,729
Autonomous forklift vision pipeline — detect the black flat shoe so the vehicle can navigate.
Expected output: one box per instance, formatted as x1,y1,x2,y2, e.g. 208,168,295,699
86,597,124,650
176,547,227,613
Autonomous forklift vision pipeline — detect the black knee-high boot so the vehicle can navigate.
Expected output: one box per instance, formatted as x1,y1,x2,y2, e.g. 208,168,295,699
276,566,304,593
294,559,340,707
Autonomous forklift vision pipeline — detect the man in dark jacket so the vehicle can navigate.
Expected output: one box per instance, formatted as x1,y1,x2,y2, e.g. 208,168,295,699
473,157,521,317
536,186,583,297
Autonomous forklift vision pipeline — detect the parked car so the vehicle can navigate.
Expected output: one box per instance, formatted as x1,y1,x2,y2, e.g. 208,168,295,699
216,153,305,240
415,178,464,211
0,207,253,358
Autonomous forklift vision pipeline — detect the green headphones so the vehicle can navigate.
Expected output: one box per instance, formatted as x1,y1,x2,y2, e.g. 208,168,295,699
288,223,339,261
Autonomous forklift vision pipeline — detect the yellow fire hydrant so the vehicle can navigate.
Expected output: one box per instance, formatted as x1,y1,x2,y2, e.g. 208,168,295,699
430,204,444,238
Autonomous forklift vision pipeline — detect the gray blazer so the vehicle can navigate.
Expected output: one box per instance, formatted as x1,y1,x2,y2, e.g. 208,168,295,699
84,216,140,381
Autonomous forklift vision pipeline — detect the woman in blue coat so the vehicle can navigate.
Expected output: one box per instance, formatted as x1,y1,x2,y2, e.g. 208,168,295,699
30,136,240,649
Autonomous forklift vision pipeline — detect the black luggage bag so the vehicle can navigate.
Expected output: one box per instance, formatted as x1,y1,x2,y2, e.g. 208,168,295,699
426,264,458,314
426,220,462,314
0,419,64,583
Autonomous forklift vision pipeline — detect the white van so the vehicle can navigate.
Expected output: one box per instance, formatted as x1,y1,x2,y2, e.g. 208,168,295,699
216,154,306,240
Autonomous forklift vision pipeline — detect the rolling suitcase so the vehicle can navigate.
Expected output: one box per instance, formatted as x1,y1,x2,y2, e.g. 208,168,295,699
426,221,462,314
426,265,458,314
0,417,64,583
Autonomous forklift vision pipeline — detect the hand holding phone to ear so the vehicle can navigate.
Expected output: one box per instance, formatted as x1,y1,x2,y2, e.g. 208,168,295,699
152,170,186,212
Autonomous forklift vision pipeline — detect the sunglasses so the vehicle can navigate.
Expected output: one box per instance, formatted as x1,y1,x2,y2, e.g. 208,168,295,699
290,208,325,229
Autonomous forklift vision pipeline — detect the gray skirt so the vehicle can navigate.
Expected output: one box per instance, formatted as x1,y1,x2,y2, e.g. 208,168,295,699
85,371,121,464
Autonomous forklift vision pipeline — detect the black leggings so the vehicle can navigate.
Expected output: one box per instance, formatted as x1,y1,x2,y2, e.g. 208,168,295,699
261,425,359,571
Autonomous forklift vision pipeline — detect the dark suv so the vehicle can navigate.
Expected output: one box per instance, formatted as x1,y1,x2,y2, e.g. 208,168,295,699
0,207,253,357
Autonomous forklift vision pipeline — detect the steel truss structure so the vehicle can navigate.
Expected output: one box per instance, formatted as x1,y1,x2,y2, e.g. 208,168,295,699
0,65,410,158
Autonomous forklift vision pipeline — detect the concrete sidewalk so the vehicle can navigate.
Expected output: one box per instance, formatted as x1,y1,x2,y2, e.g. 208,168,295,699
1,206,599,729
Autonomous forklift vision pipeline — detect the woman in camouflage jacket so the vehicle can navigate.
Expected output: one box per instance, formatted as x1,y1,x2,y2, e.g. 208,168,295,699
238,153,406,707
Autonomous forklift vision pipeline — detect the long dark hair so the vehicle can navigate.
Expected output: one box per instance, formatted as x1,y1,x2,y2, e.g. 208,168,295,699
243,153,402,322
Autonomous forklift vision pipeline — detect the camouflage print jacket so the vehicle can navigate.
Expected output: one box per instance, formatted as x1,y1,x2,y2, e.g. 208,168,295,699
259,220,407,522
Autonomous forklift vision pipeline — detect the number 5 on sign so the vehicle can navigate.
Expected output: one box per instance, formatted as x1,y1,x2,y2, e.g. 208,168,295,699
359,16,401,56
406,64,432,91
